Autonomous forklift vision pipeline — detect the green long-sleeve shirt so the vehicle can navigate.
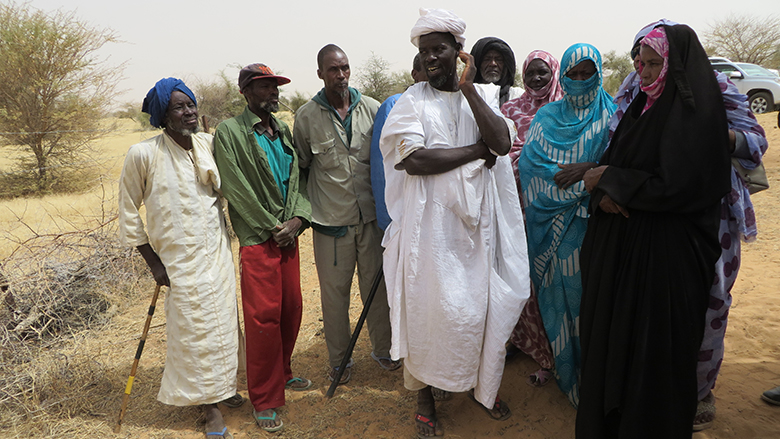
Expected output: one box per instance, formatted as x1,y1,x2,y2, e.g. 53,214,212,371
214,106,311,246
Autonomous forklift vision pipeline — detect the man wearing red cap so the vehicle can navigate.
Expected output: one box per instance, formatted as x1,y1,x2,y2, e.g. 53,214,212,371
214,64,312,432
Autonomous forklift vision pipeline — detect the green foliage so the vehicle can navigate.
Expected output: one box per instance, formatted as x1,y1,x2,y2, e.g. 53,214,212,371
192,70,245,130
355,52,418,102
356,52,395,102
388,70,414,96
0,2,121,195
114,102,153,131
704,14,780,65
602,50,634,96
280,90,311,114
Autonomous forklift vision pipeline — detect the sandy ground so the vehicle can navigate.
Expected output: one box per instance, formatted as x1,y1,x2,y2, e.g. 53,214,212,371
2,114,780,438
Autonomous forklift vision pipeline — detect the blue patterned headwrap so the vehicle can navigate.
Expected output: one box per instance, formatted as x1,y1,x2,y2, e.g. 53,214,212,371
142,78,197,128
559,43,610,109
519,42,617,206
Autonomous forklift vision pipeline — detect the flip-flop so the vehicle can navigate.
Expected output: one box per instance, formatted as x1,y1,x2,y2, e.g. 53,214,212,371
220,393,245,408
205,426,234,439
371,351,402,371
526,369,553,387
254,409,283,432
285,377,313,391
414,412,442,438
468,391,512,421
328,358,354,384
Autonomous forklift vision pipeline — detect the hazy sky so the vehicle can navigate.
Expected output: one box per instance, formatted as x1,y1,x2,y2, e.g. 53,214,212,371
23,0,780,106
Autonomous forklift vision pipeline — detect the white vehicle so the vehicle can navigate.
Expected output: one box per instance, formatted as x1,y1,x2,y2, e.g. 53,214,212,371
711,61,780,113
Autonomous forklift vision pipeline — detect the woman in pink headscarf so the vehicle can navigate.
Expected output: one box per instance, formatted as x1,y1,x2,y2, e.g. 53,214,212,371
502,50,564,185
500,50,563,387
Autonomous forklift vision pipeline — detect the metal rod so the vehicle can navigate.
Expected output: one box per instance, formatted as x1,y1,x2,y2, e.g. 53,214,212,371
325,266,384,399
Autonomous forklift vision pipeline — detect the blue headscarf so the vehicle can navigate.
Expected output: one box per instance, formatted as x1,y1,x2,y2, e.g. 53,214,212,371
516,43,616,407
142,77,197,128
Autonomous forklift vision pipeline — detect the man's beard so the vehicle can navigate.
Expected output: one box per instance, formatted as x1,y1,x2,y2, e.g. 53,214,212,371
483,72,501,84
177,125,201,137
428,74,448,89
260,100,279,113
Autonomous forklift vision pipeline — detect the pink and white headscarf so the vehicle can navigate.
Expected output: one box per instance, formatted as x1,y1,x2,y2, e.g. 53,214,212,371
640,27,669,112
501,50,563,183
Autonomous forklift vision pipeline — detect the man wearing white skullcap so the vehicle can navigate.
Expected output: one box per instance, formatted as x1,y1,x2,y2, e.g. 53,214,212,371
380,8,531,438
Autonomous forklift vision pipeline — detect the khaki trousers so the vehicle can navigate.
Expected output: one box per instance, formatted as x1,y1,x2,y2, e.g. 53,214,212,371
313,220,392,368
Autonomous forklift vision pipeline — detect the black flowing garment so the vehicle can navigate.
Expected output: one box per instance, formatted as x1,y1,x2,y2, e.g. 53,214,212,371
575,25,731,439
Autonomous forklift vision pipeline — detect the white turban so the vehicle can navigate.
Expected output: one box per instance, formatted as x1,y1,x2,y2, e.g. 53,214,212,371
410,8,466,48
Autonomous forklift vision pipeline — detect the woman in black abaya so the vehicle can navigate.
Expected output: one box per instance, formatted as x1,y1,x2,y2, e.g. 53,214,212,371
575,25,731,439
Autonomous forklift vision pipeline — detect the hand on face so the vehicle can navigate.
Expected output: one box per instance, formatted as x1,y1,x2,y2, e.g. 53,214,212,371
458,51,477,87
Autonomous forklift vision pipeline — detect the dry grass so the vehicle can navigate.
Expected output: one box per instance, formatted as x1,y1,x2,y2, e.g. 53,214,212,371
0,121,155,437
0,203,149,432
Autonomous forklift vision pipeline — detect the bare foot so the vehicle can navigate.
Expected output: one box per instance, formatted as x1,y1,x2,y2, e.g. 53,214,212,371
415,386,443,437
203,404,226,435
431,387,452,401
254,408,283,432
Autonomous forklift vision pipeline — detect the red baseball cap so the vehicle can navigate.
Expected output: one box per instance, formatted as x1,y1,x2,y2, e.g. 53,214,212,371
238,63,291,91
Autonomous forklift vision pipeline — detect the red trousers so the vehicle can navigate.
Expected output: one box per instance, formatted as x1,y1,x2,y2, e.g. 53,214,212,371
239,239,302,412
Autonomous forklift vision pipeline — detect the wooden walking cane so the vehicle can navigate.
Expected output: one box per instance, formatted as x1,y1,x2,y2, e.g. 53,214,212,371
325,265,384,399
114,284,162,433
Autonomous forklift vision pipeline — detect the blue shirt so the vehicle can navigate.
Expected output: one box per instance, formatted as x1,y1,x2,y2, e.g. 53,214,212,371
370,93,401,231
254,131,292,202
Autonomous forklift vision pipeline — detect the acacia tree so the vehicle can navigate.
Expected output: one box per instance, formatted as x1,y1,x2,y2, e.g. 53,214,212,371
280,90,311,114
192,71,245,129
704,14,780,65
602,50,634,96
356,52,395,102
0,3,121,194
356,53,416,102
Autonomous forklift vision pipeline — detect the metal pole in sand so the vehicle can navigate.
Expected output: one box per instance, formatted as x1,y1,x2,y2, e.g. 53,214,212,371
325,266,384,399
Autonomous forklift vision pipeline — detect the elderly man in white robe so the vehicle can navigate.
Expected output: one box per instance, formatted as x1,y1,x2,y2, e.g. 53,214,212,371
380,9,531,438
119,78,240,439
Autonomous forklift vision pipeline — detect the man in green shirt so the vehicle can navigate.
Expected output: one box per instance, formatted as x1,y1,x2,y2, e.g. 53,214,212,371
294,44,399,385
214,63,311,433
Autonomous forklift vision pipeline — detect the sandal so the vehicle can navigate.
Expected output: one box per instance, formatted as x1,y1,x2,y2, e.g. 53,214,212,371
693,391,716,431
328,358,354,384
371,351,402,371
285,377,313,391
205,426,233,439
253,409,283,432
468,391,512,421
220,393,245,408
526,368,553,387
415,412,442,438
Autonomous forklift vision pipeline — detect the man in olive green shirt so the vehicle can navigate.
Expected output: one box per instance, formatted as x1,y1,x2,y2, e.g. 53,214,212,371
214,63,311,433
294,44,399,384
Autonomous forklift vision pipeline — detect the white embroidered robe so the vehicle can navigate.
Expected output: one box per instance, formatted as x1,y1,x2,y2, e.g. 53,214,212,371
118,132,238,406
380,83,531,408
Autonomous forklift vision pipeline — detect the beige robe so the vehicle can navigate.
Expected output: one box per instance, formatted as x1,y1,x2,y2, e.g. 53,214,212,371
118,132,238,406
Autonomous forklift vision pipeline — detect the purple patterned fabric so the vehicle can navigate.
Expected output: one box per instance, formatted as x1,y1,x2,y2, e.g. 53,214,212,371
696,71,768,400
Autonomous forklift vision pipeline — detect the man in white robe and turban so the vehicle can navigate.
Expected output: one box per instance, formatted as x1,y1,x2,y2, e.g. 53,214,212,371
119,78,240,439
380,9,531,438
